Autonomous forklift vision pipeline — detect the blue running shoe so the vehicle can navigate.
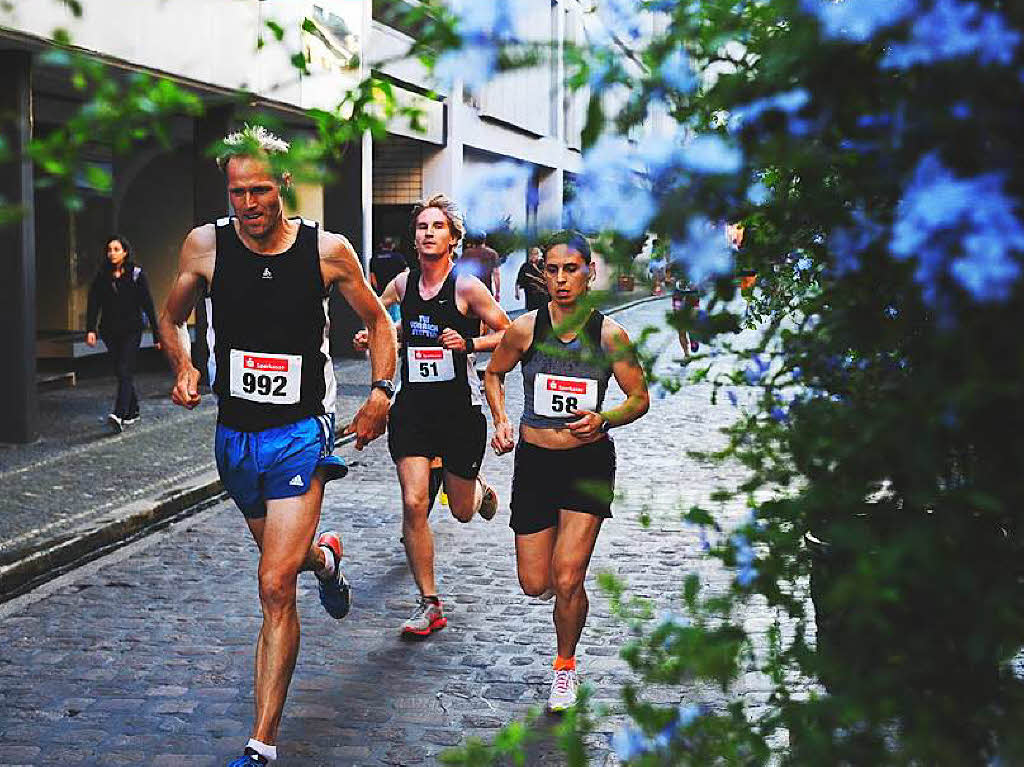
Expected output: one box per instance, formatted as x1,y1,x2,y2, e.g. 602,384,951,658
227,748,267,766
316,531,351,619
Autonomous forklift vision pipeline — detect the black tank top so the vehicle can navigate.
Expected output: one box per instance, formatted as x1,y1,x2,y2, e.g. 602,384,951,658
207,217,336,432
521,306,612,429
397,267,482,410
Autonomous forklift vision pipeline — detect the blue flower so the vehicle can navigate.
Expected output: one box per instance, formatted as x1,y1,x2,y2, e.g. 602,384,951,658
458,161,533,233
568,136,657,237
731,89,810,131
829,207,884,275
802,0,916,43
747,180,771,205
611,726,650,761
596,0,646,44
731,533,758,586
677,703,702,727
892,153,1024,303
671,217,734,285
951,101,971,120
882,0,1020,69
677,134,743,175
884,304,899,319
659,47,696,93
770,406,788,423
727,390,739,407
796,256,813,272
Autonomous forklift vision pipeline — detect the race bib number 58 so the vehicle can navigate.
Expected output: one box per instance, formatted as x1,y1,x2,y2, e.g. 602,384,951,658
407,347,455,382
230,349,302,404
534,373,598,418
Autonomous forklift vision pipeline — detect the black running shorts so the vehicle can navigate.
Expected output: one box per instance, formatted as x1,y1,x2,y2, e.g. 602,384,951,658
510,438,616,535
387,396,487,479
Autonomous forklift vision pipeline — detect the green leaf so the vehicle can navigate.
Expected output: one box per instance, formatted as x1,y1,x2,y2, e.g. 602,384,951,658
265,19,285,41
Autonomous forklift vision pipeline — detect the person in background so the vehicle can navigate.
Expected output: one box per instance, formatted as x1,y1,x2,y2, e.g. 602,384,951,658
516,247,548,311
86,234,161,433
370,236,409,323
458,232,501,301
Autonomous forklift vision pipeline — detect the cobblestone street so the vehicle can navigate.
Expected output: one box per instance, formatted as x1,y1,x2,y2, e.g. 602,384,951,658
0,299,768,766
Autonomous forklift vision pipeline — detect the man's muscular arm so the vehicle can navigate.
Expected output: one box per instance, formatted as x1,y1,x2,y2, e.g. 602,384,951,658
439,276,510,354
160,225,215,409
320,230,397,449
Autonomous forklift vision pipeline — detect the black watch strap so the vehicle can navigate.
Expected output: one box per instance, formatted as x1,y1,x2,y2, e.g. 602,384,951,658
599,415,613,433
464,336,475,354
371,379,395,398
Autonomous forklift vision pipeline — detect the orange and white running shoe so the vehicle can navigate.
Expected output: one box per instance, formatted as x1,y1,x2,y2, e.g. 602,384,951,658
401,596,447,636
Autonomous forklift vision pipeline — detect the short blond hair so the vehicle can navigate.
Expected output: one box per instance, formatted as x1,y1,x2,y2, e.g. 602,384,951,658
410,192,465,245
216,124,290,173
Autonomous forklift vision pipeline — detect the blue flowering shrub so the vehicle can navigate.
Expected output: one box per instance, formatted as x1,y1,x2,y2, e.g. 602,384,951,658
420,0,1024,763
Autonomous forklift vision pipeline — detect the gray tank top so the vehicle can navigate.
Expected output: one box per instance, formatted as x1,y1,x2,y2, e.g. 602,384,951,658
521,306,612,429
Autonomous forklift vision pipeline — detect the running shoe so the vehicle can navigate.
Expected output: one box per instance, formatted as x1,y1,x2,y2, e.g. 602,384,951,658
401,596,447,636
547,669,579,712
123,413,140,426
477,477,498,521
227,750,267,767
315,531,351,619
107,413,123,433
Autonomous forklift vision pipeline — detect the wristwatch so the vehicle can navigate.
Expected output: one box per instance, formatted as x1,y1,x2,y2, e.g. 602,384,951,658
371,379,395,399
464,336,476,354
598,415,613,433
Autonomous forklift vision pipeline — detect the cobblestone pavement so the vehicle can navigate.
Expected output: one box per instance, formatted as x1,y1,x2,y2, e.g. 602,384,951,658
0,298,773,766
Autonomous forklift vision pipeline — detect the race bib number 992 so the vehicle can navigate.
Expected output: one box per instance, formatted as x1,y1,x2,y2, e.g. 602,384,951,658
229,349,302,404
534,373,598,418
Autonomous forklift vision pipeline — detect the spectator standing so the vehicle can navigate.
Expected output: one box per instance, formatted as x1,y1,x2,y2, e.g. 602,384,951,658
516,246,548,311
369,236,409,322
85,235,161,433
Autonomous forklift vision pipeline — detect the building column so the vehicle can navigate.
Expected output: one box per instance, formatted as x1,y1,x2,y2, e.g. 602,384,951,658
0,52,37,443
422,83,464,197
191,104,234,384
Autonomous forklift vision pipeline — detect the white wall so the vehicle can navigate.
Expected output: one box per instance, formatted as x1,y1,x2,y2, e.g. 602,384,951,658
0,0,366,111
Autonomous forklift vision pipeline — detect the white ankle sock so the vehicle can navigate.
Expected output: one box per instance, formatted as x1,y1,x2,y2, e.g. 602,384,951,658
318,545,336,577
246,738,277,761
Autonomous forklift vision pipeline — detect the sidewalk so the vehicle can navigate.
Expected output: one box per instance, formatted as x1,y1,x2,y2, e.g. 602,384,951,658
0,356,373,599
0,290,660,600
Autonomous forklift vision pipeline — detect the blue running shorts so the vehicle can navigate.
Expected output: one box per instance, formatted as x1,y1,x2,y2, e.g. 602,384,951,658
215,413,346,518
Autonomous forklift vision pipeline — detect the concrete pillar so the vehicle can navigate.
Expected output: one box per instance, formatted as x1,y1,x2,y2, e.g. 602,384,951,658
191,104,234,384
422,85,464,198
0,52,37,443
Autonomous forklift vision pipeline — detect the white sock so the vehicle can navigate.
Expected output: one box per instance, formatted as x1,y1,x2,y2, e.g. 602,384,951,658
246,738,277,761
318,545,336,578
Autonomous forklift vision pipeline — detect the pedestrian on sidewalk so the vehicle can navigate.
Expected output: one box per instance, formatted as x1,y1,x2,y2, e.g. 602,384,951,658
85,234,161,433
158,125,397,767
354,193,511,638
516,246,548,311
483,230,650,712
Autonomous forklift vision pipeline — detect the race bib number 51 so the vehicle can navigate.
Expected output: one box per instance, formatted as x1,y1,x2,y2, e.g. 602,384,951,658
534,373,598,418
407,347,455,382
230,349,302,404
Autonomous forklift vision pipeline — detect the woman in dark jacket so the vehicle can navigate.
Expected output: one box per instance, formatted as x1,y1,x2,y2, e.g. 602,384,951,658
86,235,161,432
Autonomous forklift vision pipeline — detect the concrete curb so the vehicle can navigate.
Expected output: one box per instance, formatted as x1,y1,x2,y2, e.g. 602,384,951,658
0,429,355,602
0,296,665,602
